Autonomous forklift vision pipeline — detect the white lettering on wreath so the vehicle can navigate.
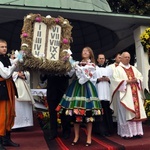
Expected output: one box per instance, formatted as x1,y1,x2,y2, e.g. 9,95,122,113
32,22,47,57
47,25,61,60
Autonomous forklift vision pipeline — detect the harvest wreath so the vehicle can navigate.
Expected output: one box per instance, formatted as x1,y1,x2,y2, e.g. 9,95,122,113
19,13,73,75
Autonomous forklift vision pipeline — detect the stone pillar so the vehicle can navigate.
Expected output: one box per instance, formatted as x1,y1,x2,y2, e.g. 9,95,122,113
133,26,150,90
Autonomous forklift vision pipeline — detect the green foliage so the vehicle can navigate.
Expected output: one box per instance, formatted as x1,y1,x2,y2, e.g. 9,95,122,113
139,27,150,64
107,0,150,15
144,89,150,119
144,88,150,100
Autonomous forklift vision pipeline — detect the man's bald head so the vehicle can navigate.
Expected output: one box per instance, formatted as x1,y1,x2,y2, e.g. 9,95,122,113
121,52,131,65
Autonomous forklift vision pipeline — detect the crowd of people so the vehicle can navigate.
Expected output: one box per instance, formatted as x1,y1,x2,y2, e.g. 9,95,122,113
55,48,147,146
0,38,147,149
55,47,147,146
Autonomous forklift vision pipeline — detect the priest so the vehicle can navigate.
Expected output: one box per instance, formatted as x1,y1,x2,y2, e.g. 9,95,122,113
110,52,147,139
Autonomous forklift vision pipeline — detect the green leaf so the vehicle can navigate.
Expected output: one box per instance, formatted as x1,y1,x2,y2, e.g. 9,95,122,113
144,88,150,99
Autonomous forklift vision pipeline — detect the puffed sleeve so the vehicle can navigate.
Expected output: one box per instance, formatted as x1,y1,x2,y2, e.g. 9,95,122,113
76,63,97,85
0,61,16,79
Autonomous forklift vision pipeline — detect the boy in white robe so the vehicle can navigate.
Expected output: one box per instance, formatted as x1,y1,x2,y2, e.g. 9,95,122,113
94,54,114,136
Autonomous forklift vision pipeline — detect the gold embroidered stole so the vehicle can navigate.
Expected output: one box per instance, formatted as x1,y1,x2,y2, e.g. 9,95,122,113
122,67,140,119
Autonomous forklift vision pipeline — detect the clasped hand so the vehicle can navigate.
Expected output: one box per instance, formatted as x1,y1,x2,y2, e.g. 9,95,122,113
18,72,25,80
127,78,137,84
98,76,109,82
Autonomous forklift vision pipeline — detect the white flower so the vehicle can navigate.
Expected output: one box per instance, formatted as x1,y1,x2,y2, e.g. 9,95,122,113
14,50,23,62
65,110,69,115
26,15,31,19
63,20,67,24
39,53,45,58
21,43,28,47
86,117,94,122
63,49,72,55
46,15,51,18
34,55,39,58
68,110,72,116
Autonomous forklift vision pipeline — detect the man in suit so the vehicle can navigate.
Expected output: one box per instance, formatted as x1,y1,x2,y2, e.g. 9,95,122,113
40,74,71,140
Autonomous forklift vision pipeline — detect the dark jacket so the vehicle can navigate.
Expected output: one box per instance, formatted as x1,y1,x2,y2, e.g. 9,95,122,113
0,54,18,100
40,74,69,99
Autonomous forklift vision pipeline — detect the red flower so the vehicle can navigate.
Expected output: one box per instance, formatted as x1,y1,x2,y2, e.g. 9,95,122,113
37,113,44,119
55,105,62,111
89,72,93,77
79,109,85,115
76,116,83,122
74,109,79,114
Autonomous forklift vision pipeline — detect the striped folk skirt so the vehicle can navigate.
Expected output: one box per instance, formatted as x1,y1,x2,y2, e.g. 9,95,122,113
56,80,102,123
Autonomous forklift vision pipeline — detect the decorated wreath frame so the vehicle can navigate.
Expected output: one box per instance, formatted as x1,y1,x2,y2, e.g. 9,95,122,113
20,13,73,75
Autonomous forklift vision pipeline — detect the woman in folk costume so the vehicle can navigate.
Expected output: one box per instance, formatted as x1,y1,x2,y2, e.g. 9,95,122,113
110,52,147,139
10,51,35,129
56,47,102,146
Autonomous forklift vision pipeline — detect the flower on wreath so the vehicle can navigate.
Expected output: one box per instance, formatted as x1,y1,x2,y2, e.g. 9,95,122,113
20,13,73,75
140,27,150,54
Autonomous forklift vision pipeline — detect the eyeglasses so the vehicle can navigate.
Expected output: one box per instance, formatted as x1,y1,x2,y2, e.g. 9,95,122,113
0,46,7,48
